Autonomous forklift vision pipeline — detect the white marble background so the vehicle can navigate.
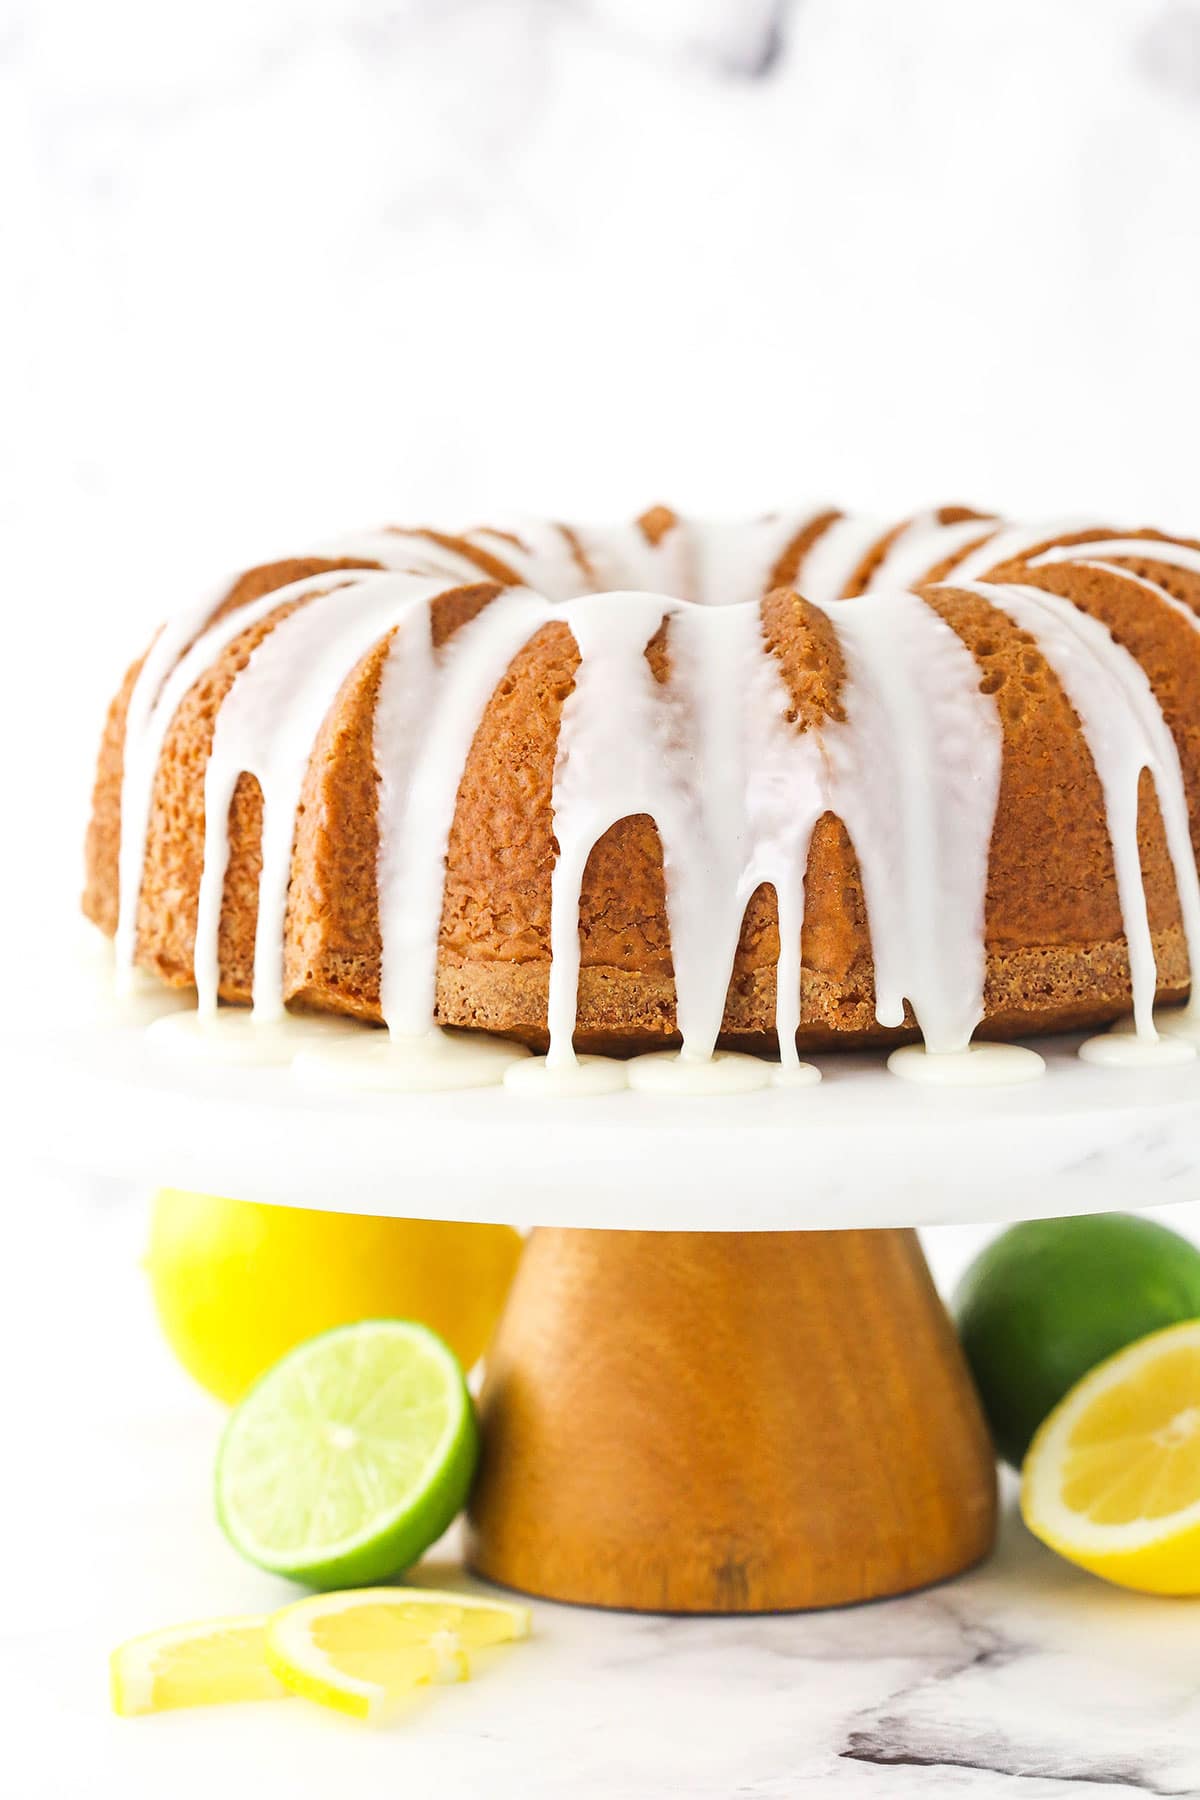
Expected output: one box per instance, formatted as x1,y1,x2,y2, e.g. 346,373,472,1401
7,0,1200,551
8,3,1200,513
8,0,1200,885
8,9,1200,1793
7,0,1200,854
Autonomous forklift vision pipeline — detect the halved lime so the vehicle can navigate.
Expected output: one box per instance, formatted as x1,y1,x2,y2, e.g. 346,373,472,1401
216,1319,479,1589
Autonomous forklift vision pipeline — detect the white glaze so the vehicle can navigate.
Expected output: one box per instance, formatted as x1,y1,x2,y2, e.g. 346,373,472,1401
864,512,997,592
626,1049,773,1095
571,519,691,600
460,520,589,601
791,512,888,603
114,577,231,989
887,1043,1047,1086
503,1053,630,1097
818,590,1003,1052
687,511,826,606
88,968,195,1029
1031,537,1200,582
147,1006,361,1067
293,1026,529,1091
543,591,827,1072
109,508,1200,1095
1056,560,1200,652
943,518,1094,583
77,924,193,1026
196,571,454,1021
729,611,828,1071
771,1060,823,1089
544,591,684,1069
375,588,550,1035
1150,1007,1200,1046
1024,556,1200,1031
1091,1007,1200,1051
115,570,372,990
49,1017,1200,1231
1077,1031,1197,1069
963,579,1200,1041
317,527,503,585
660,599,821,1064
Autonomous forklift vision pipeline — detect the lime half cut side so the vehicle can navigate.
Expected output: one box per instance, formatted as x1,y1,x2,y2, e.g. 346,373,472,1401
216,1319,479,1589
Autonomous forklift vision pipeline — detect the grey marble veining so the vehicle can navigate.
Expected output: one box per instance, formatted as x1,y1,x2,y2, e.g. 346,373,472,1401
373,1496,1200,1798
1138,3,1200,103
570,0,797,79
9,1156,1200,1796
10,0,1200,682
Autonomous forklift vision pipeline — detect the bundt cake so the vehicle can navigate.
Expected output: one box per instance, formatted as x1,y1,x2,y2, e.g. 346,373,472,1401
83,506,1200,1072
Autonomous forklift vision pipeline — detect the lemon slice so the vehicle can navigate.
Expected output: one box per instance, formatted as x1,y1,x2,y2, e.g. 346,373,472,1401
111,1616,287,1716
1022,1318,1200,1593
265,1588,532,1722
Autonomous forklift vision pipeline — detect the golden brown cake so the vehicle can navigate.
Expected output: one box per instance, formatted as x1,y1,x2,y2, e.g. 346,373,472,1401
83,507,1200,1067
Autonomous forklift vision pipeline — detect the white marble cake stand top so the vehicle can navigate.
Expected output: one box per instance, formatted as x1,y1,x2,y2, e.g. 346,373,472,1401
37,1007,1200,1230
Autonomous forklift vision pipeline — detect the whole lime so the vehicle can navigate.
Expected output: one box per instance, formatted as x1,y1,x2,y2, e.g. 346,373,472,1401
953,1213,1200,1468
146,1190,523,1404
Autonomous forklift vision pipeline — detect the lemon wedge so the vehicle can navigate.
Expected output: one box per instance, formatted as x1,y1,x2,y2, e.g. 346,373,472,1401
265,1589,532,1722
1022,1318,1200,1593
111,1616,287,1716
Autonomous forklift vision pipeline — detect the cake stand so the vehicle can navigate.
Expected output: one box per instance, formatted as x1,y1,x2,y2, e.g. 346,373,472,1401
42,1011,1200,1614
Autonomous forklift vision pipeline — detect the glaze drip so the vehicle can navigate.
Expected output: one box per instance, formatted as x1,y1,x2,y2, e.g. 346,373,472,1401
961,579,1200,1042
195,571,448,1020
376,588,551,1036
106,508,1200,1080
116,570,363,992
817,590,1002,1053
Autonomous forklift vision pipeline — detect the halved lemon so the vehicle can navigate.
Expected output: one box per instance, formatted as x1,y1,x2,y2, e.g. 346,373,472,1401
111,1616,287,1716
1022,1318,1200,1593
265,1589,532,1722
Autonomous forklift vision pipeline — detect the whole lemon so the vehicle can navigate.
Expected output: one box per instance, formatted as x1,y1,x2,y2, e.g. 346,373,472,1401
146,1190,523,1403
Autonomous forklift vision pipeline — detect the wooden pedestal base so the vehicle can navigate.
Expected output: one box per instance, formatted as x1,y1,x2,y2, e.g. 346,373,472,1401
466,1227,997,1613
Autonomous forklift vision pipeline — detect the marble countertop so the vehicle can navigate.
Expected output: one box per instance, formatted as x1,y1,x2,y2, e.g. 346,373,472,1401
8,1177,1200,1799
45,1504,1200,1800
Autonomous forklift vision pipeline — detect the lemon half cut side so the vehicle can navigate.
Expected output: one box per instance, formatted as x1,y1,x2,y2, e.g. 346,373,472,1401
1021,1317,1200,1594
